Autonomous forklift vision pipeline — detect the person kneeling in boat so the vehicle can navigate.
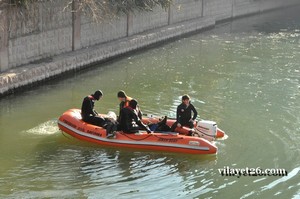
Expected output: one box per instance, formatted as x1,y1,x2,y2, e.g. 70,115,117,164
81,90,116,138
117,90,142,121
170,94,198,135
119,99,151,134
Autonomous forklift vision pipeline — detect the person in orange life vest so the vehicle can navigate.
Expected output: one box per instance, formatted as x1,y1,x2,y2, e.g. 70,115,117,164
117,90,142,121
119,99,151,134
171,94,198,132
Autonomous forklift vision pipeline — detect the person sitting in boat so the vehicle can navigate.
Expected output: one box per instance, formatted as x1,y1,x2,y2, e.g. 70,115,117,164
148,116,171,132
170,94,198,134
119,99,151,134
81,90,116,138
117,90,142,121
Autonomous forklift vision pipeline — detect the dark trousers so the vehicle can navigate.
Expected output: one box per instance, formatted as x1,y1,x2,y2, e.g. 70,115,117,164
104,118,118,135
84,116,118,136
171,121,194,132
83,116,105,127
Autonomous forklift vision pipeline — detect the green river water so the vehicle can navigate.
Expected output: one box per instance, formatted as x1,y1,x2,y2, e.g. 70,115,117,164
0,6,300,199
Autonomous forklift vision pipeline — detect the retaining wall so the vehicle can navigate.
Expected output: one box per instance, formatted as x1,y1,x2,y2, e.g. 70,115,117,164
7,0,73,68
203,0,233,21
128,7,169,36
80,15,128,48
0,0,300,95
169,0,203,24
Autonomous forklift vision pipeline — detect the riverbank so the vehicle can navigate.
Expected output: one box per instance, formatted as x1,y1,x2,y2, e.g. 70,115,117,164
0,0,300,97
0,16,215,96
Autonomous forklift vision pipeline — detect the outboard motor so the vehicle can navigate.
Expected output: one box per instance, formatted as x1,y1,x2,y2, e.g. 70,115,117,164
194,120,226,141
194,120,217,138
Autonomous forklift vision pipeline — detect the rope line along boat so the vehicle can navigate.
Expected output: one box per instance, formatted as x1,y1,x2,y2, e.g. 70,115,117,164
58,109,218,155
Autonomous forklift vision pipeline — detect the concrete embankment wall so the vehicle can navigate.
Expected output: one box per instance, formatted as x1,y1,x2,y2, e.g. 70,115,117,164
0,0,299,95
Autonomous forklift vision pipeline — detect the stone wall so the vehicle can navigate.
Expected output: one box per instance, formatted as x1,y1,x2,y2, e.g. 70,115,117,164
259,0,300,11
232,0,300,18
6,0,73,68
128,7,169,36
1,0,300,72
1,0,300,95
232,0,261,17
0,7,9,71
169,0,203,24
0,16,215,95
203,0,233,21
80,15,127,48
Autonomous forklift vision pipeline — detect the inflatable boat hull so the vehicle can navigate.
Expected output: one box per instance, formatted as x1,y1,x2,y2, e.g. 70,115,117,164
58,109,217,155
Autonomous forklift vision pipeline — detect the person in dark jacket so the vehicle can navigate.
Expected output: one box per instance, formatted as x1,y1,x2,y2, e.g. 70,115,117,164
171,94,198,132
81,90,116,138
117,90,142,121
119,99,151,134
81,90,105,126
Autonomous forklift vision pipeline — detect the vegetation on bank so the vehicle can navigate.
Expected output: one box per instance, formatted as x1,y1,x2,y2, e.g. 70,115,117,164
0,0,172,21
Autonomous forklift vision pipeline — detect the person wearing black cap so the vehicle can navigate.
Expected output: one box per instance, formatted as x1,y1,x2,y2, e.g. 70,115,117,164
81,90,105,126
117,90,142,121
119,99,151,134
81,90,117,138
170,94,198,134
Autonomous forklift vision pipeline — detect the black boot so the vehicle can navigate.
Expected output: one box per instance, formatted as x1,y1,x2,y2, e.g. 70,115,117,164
158,116,167,125
106,122,116,139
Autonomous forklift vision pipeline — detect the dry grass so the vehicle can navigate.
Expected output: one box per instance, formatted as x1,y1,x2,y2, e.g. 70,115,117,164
0,0,172,22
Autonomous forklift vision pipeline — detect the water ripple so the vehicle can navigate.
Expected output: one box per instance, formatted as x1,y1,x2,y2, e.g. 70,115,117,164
23,119,59,135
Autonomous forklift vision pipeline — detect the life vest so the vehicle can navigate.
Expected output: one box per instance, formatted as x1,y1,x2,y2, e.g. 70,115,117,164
88,95,96,107
123,96,133,108
125,105,135,113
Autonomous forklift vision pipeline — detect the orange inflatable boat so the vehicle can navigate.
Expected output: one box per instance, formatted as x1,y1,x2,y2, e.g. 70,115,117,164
142,114,226,142
58,109,217,155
